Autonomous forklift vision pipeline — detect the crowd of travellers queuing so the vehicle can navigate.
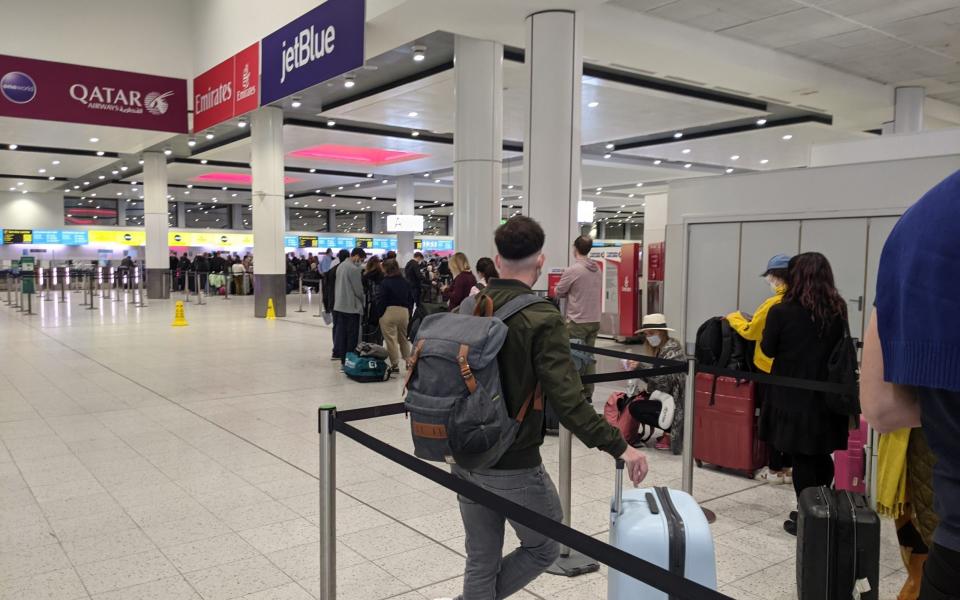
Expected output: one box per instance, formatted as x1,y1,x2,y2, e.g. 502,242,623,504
321,173,958,600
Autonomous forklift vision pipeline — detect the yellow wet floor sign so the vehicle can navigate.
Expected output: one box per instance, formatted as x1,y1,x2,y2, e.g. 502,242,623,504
172,301,188,326
265,298,277,320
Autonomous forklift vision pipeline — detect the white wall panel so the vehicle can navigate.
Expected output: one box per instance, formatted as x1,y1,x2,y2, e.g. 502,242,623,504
684,222,739,349
799,218,868,339
864,216,899,325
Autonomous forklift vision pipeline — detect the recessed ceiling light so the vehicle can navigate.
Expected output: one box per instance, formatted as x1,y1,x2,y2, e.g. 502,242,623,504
237,117,248,128
120,165,128,171
83,181,90,185
163,147,172,156
756,118,767,126
730,155,740,161
344,75,356,88
725,168,734,174
681,148,691,154
96,151,105,156
98,175,105,179
408,111,419,117
683,163,692,169
338,186,344,190
760,159,769,164
628,193,635,198
604,143,614,150
326,120,336,127
51,160,60,165
636,182,644,187
38,168,46,173
603,153,612,159
7,144,17,150
381,179,389,184
48,176,55,180
205,131,215,140
673,132,683,139
291,97,302,108
221,186,227,190
111,170,118,175
412,45,426,62
89,137,99,143
587,101,599,108
411,131,420,137
782,134,793,140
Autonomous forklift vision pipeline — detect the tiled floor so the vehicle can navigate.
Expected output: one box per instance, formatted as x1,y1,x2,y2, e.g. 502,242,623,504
0,291,907,599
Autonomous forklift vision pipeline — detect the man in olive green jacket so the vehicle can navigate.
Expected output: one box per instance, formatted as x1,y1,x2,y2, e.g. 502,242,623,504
447,216,648,600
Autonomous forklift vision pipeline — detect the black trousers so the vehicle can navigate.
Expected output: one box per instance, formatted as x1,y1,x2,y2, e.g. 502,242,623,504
920,543,960,600
791,453,834,499
333,311,360,364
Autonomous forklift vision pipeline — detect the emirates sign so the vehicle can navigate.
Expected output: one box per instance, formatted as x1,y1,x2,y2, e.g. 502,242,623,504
193,42,260,132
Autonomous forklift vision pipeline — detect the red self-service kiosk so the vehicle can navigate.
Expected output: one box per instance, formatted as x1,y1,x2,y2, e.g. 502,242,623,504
617,243,642,339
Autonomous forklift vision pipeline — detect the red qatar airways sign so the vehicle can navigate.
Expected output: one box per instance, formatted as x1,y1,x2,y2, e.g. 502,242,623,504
193,43,260,132
0,54,187,132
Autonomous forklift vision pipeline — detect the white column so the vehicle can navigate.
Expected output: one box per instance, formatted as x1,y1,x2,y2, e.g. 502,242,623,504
524,10,582,289
251,106,287,317
143,152,169,298
396,175,416,261
894,86,925,134
453,35,503,264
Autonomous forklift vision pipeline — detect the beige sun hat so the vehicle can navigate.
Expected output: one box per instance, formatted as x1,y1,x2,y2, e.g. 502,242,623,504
635,313,675,334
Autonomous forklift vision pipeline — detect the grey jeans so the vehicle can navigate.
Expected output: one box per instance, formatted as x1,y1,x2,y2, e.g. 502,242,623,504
452,464,564,600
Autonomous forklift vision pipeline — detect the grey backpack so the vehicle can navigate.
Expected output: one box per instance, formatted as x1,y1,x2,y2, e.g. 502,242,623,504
404,293,550,470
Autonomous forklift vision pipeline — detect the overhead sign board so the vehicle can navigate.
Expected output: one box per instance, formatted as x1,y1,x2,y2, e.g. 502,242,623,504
260,0,365,105
0,54,187,132
386,215,424,233
192,42,260,132
298,235,318,248
88,230,146,246
420,238,454,251
284,235,300,248
168,232,253,247
373,238,397,250
2,229,32,244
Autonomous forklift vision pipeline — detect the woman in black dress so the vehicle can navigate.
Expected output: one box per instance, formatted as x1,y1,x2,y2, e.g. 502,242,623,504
760,252,850,535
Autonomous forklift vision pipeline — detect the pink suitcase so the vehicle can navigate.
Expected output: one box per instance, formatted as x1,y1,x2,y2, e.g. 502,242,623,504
833,417,867,494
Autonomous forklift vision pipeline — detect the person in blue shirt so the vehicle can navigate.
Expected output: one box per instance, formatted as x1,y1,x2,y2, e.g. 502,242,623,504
319,248,334,274
862,169,960,600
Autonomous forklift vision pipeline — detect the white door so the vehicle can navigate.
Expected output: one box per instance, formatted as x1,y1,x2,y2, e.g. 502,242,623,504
799,219,869,339
685,222,741,350
738,221,800,316
864,216,900,323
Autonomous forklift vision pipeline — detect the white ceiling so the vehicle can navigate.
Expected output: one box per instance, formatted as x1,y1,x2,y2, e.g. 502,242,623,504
323,60,765,144
618,121,874,169
0,149,113,179
611,0,960,103
0,117,174,155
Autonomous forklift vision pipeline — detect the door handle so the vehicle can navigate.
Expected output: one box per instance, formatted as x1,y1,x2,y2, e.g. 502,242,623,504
848,296,864,312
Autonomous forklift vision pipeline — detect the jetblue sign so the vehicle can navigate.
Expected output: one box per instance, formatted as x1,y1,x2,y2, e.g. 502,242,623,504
260,0,365,105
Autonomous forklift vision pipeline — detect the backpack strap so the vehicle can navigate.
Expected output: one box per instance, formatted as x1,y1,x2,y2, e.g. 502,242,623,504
403,339,426,390
472,296,494,317
515,383,543,422
458,344,478,394
494,294,550,321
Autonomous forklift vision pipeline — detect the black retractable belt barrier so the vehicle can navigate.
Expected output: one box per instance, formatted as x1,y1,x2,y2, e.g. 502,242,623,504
571,342,857,396
581,365,686,384
337,402,407,423
334,417,733,600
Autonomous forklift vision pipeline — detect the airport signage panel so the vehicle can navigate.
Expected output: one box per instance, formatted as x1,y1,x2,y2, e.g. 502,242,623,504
192,42,260,132
30,230,88,245
169,232,253,247
2,229,32,244
372,238,397,250
260,0,365,105
335,236,355,248
421,239,454,251
386,215,424,233
298,235,318,248
284,235,300,248
0,54,187,133
88,230,146,245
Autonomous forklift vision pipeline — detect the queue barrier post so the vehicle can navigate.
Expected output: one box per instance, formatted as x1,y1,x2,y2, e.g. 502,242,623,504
318,406,337,600
25,290,33,315
195,272,205,305
547,425,600,577
681,357,696,495
296,275,306,313
59,268,67,303
137,267,147,308
5,273,11,305
222,270,230,300
88,272,98,311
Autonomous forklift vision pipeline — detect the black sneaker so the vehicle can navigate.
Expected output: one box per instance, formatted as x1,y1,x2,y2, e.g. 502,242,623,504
789,511,798,522
331,355,341,361
783,519,797,536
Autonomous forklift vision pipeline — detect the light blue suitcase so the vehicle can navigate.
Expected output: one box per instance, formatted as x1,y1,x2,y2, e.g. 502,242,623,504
608,462,718,599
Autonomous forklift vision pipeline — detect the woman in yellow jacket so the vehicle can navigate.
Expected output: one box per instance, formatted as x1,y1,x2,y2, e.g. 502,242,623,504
726,253,792,484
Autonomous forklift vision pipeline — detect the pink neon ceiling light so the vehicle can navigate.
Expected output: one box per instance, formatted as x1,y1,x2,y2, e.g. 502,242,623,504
288,144,429,166
192,172,301,185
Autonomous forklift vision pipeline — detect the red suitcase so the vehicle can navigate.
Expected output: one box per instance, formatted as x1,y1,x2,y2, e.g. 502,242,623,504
694,373,768,478
833,417,867,494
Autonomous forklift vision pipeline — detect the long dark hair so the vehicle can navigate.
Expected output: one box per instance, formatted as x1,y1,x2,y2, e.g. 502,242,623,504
475,257,499,282
782,252,847,331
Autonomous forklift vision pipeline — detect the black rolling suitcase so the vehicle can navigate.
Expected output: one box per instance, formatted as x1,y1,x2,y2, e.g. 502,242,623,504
797,486,880,600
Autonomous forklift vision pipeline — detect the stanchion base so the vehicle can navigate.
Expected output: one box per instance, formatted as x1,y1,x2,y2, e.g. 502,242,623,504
702,507,716,524
546,551,600,577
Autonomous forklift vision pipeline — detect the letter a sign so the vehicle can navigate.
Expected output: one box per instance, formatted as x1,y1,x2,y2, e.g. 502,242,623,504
260,0,364,105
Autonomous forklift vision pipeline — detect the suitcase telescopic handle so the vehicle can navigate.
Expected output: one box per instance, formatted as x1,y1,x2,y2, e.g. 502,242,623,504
613,459,625,516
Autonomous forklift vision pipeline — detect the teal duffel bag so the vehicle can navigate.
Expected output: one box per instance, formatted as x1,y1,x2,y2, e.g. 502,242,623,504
343,352,390,383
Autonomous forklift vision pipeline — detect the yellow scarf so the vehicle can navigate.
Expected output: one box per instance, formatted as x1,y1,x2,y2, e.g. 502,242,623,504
876,428,911,518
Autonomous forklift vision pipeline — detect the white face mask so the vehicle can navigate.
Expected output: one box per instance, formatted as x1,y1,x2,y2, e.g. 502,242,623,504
646,334,663,348
766,275,781,293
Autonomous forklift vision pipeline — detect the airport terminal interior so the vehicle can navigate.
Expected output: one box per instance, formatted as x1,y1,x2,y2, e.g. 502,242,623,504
2,0,960,599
